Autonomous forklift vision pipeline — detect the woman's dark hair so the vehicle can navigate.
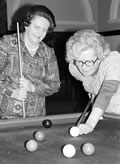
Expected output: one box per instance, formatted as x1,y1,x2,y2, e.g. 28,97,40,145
21,5,56,32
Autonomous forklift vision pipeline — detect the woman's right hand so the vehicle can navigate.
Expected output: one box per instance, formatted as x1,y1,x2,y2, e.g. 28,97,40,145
11,88,27,101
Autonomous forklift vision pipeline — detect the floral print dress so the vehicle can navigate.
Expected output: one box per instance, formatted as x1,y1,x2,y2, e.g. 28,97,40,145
0,33,60,119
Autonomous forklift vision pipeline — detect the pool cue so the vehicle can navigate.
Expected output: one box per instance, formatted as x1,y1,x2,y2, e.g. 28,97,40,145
17,22,25,118
75,98,93,126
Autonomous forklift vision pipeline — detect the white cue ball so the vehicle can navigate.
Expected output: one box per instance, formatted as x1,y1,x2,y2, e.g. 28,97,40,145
62,144,76,158
69,126,80,137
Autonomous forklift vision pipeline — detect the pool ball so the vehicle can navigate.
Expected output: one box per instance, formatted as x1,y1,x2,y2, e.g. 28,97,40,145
69,126,80,137
25,139,38,152
82,143,95,156
34,130,45,141
62,144,76,158
42,119,52,128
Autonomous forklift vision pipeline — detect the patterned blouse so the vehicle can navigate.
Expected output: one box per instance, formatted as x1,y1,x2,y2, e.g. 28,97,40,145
0,33,60,119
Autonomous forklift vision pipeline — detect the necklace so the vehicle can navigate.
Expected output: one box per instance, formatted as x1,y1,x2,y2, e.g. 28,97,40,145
24,34,39,51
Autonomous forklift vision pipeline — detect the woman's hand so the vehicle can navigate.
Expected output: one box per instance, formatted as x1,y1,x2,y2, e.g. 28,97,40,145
78,107,104,135
78,123,94,135
11,88,27,101
19,77,35,92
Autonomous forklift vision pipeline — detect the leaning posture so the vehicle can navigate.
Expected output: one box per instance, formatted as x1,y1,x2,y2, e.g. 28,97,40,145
66,30,120,134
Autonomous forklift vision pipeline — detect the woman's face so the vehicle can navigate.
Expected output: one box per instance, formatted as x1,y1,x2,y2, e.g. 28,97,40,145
25,15,50,45
73,47,100,76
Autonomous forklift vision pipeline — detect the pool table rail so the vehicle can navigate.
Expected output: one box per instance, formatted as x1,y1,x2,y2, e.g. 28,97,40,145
0,113,81,130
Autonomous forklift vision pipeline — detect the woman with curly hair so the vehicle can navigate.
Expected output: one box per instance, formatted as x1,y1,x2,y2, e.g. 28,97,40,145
66,30,120,135
0,5,60,119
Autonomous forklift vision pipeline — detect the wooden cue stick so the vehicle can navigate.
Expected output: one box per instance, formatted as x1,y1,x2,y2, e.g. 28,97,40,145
75,99,92,126
17,22,25,118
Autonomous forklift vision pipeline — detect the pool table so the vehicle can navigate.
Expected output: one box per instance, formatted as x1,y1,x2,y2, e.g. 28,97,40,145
0,112,120,164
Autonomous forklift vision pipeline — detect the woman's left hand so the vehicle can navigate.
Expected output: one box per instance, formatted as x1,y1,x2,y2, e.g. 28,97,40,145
78,123,94,135
19,77,35,92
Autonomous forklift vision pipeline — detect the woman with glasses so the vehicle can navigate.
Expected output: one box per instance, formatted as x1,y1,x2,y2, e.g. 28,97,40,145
66,30,120,135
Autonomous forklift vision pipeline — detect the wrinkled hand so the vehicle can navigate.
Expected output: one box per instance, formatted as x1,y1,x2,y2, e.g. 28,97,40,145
78,123,94,135
19,77,35,92
11,88,27,101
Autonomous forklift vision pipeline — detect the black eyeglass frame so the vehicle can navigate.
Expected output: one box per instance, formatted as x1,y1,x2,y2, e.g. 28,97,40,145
74,58,98,67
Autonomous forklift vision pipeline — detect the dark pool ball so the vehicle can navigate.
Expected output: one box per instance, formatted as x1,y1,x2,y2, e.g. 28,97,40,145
42,119,52,128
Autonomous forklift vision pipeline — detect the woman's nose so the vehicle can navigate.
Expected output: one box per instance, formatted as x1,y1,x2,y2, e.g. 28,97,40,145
82,64,87,69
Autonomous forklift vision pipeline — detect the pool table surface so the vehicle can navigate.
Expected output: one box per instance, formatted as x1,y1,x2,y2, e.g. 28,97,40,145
0,113,120,164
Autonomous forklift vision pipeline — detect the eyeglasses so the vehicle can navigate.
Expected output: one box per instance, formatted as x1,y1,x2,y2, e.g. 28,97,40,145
74,58,98,67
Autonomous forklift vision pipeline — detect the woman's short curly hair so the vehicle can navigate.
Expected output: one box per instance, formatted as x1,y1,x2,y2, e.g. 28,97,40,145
21,5,56,32
66,30,110,63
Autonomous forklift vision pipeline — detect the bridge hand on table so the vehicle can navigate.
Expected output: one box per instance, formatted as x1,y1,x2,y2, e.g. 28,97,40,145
78,123,94,135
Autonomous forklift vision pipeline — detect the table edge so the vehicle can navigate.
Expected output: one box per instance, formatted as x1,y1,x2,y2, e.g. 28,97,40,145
0,113,81,130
